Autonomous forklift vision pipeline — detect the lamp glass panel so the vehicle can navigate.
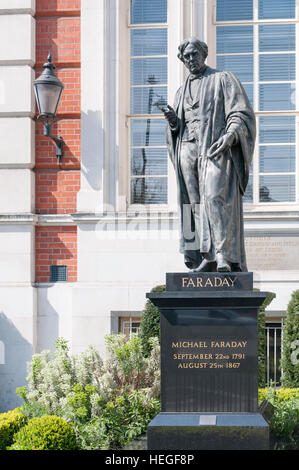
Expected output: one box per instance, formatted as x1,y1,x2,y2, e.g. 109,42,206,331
34,83,62,116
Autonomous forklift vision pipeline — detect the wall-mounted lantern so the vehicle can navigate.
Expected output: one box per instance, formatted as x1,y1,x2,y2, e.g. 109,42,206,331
34,54,64,161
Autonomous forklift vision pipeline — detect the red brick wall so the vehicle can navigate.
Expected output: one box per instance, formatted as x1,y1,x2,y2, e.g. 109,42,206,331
35,0,81,283
36,226,77,283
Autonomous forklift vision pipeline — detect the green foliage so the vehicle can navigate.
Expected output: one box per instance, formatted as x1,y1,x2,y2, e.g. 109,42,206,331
258,387,299,437
0,408,27,450
139,285,165,356
99,390,160,449
77,390,160,450
256,291,276,387
259,387,299,403
65,383,98,426
16,334,161,449
23,338,103,416
9,415,77,450
16,387,51,419
104,334,160,394
281,290,299,387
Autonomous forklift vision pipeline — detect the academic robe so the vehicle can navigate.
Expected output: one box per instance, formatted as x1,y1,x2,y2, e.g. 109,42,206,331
166,66,256,271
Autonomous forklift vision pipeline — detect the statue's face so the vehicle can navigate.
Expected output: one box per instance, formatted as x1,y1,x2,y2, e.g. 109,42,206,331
182,43,205,74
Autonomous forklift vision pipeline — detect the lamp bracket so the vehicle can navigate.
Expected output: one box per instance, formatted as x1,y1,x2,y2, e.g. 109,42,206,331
43,121,64,162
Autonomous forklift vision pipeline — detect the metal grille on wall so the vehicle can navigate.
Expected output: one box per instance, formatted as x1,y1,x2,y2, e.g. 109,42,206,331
50,265,68,282
266,322,282,385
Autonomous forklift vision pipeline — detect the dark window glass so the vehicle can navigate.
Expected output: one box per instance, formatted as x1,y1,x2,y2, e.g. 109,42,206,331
259,0,295,20
131,29,167,56
131,177,167,204
259,54,295,81
131,86,167,114
131,148,168,175
259,116,295,143
242,83,253,106
259,175,295,202
216,0,253,21
131,0,167,24
259,145,295,173
131,119,166,147
259,83,295,111
259,24,295,52
217,55,253,82
216,26,253,53
131,57,167,85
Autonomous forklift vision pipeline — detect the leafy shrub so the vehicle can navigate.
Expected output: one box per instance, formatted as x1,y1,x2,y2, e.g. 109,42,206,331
21,338,104,416
18,335,161,449
258,387,299,437
259,387,299,403
281,290,299,387
101,390,160,449
0,408,27,450
139,285,165,356
104,334,160,396
77,390,160,450
9,415,77,450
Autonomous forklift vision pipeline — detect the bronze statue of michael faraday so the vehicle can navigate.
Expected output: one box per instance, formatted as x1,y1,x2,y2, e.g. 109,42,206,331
164,38,256,272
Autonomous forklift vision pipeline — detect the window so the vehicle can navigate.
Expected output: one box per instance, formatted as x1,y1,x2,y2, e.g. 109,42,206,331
215,0,297,204
119,316,142,339
129,0,168,205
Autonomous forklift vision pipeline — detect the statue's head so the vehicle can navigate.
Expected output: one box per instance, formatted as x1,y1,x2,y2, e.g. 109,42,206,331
178,38,208,74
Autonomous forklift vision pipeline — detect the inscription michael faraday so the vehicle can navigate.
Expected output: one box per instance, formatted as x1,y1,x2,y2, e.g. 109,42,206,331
172,340,247,348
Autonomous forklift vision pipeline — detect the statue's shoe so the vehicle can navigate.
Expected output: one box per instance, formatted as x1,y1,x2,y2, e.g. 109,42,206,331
216,253,231,272
193,259,217,272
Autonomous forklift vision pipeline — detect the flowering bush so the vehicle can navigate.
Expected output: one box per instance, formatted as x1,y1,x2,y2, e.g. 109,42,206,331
17,334,160,449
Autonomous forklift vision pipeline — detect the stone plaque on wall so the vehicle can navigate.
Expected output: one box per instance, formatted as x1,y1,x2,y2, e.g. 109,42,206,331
245,235,299,271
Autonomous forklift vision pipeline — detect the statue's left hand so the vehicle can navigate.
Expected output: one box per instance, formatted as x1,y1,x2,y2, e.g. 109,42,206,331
208,133,235,159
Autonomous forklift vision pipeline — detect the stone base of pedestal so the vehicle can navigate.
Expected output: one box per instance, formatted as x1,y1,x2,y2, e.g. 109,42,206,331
147,412,269,450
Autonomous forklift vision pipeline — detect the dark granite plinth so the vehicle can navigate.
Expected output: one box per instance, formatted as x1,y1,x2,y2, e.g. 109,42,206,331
146,272,270,450
148,413,269,450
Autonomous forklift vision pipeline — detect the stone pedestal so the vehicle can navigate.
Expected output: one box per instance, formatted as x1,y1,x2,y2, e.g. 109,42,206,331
147,272,270,450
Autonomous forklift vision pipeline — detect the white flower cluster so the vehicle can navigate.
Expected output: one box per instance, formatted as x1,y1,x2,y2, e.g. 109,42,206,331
24,334,161,420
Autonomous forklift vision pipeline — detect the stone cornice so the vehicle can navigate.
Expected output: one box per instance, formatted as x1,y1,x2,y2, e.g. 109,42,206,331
0,214,37,224
0,211,298,234
37,214,75,226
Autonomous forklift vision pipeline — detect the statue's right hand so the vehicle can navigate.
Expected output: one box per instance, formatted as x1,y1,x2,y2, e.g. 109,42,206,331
163,105,178,127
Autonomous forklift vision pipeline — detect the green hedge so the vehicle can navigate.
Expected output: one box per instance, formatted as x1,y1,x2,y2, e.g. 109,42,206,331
139,285,165,356
281,290,299,387
0,408,27,450
9,415,77,450
258,387,299,437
